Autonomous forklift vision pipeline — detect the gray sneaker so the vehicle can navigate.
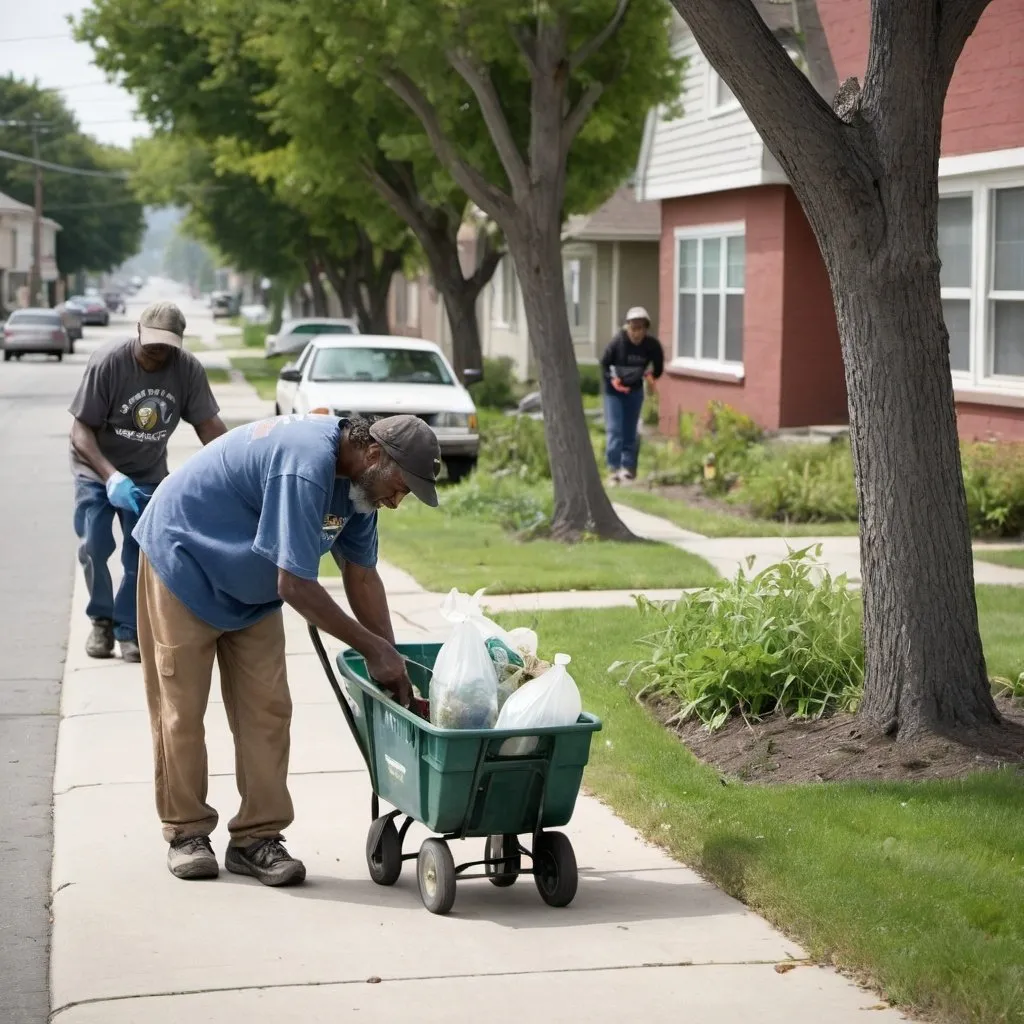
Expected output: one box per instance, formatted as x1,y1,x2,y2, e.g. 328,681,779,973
85,619,114,659
167,836,219,880
225,838,306,887
119,639,141,663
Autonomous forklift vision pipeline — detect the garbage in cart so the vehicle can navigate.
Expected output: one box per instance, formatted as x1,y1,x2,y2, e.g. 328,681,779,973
428,588,580,734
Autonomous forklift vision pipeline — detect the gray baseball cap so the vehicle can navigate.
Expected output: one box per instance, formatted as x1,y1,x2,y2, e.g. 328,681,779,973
139,301,186,348
369,415,442,507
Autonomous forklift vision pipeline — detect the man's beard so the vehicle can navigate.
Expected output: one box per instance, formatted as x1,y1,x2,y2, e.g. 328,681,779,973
350,459,394,514
349,483,375,515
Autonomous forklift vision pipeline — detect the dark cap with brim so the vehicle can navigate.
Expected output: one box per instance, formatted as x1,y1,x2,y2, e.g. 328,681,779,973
368,415,442,507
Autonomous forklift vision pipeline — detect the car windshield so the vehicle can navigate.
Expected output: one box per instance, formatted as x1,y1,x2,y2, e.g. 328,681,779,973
310,347,453,385
9,312,59,325
291,323,353,335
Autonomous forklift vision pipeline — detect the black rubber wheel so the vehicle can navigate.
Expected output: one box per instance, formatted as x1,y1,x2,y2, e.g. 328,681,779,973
444,456,477,484
56,352,63,362
533,831,578,908
274,403,281,415
417,838,456,915
365,817,403,886
485,834,520,888
2,352,10,362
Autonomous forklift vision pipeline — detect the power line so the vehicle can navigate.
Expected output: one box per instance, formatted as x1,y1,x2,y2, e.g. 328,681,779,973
0,147,129,178
0,33,77,45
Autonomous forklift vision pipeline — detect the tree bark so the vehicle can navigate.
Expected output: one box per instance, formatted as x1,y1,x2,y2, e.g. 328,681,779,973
672,0,1000,737
306,258,328,316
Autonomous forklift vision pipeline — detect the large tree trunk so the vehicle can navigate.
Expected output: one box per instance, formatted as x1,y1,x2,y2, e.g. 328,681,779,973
442,282,485,377
306,259,328,316
508,214,634,541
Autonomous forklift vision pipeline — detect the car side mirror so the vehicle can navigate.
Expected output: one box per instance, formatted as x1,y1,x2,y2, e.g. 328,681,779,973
278,366,302,383
462,367,483,386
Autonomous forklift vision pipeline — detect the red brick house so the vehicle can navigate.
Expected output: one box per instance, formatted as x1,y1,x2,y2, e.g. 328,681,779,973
636,0,1024,440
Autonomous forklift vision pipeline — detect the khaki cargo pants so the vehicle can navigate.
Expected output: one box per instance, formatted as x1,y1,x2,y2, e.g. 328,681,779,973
137,552,294,846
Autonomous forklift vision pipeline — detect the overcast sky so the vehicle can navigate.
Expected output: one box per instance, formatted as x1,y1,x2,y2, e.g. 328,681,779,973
1,0,150,151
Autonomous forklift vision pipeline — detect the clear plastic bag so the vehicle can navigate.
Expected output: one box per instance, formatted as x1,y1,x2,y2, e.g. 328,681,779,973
429,620,499,730
440,589,540,710
494,653,582,755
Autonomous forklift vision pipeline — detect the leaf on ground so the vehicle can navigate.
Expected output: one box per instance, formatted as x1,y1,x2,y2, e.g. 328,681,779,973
774,962,797,974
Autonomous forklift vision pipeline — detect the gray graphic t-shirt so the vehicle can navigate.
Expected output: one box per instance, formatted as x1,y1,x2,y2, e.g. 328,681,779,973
68,339,220,484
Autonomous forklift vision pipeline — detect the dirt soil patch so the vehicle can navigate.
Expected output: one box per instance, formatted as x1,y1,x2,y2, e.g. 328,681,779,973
640,482,761,519
658,695,1024,783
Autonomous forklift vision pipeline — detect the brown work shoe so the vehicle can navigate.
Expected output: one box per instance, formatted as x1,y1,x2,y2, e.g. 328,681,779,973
167,836,219,880
225,838,306,887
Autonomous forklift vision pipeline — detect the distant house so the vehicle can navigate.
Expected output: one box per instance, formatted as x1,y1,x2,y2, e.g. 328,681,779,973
0,191,61,311
386,185,661,381
637,0,1024,440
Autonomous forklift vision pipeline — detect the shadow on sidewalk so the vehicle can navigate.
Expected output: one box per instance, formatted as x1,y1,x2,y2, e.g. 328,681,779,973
261,865,740,930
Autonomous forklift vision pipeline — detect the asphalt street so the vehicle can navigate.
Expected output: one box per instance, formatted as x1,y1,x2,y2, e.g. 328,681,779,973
0,300,143,1024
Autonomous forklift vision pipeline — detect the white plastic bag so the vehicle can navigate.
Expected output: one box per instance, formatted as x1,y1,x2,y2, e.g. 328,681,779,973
430,620,499,730
494,653,582,755
440,589,540,709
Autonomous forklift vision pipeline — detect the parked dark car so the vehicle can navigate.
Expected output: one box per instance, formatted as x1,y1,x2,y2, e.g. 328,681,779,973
67,295,110,326
57,303,83,347
2,308,70,361
103,291,126,313
210,291,240,319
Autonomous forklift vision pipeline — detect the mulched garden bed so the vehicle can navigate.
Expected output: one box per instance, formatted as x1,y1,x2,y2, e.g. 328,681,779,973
654,695,1024,784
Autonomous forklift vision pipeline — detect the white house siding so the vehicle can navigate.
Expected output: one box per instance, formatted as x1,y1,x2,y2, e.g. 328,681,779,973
637,19,787,201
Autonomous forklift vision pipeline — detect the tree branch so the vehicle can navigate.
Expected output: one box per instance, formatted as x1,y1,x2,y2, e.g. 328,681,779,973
670,0,873,199
445,48,531,197
382,67,514,222
562,82,606,158
569,0,631,71
938,0,994,85
512,24,539,74
470,232,502,295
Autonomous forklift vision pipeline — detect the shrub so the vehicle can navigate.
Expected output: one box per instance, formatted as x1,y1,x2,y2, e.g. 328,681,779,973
642,390,660,427
242,323,268,349
577,362,603,396
617,547,863,732
740,441,859,523
962,442,1024,538
469,356,519,409
442,475,552,535
478,412,551,482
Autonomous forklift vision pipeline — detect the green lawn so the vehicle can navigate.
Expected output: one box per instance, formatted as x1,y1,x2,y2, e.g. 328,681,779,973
493,588,1024,1024
613,487,861,538
184,335,207,352
319,496,720,593
230,354,286,402
975,548,1024,570
204,367,230,385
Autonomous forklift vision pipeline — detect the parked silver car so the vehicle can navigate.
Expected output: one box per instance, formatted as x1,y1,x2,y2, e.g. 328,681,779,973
264,317,359,358
2,308,71,362
58,302,84,347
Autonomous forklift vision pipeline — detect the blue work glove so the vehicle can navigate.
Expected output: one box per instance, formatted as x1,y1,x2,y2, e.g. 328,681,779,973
105,471,148,516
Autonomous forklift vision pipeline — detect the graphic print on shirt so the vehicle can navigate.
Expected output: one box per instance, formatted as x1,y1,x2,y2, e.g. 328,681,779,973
116,387,179,444
322,513,346,547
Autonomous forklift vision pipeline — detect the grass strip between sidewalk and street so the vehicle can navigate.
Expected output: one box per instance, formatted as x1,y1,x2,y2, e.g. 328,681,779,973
975,548,1024,570
203,367,231,386
612,487,862,538
319,496,721,593
230,354,286,402
490,589,1024,1024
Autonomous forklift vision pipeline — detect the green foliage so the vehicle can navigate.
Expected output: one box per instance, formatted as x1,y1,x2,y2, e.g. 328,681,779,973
577,363,602,396
962,443,1024,538
469,356,519,409
479,413,551,482
619,547,864,732
242,323,268,349
0,76,143,278
442,475,552,535
740,442,859,523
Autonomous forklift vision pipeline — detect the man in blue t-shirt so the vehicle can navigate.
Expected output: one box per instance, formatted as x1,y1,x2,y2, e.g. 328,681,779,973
133,413,441,886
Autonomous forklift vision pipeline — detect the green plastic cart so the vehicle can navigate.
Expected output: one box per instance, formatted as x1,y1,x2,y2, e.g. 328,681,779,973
309,625,602,916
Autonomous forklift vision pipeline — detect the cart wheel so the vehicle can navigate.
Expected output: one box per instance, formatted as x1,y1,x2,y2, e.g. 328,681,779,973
533,831,578,908
417,838,456,915
365,817,402,886
484,834,520,888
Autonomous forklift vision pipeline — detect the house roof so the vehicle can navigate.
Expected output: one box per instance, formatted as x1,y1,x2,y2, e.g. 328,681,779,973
563,185,661,242
0,191,34,216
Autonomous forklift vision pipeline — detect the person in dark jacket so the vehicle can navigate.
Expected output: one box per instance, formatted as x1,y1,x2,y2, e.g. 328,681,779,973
599,306,664,483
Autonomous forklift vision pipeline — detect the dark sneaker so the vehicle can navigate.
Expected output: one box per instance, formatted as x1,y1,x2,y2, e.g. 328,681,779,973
119,639,141,663
167,836,219,880
621,469,636,483
225,838,306,887
85,619,114,659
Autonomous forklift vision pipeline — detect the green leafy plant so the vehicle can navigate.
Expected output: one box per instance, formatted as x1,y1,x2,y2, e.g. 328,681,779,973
577,362,603,396
616,546,864,732
469,357,519,410
242,323,268,349
478,412,551,482
991,672,1024,703
962,442,1024,538
441,475,552,535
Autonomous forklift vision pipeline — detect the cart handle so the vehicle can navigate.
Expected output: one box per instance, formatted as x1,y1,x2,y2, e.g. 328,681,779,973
307,624,372,775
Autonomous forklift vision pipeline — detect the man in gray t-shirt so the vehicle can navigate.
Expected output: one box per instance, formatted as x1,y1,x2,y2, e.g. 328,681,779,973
68,301,227,662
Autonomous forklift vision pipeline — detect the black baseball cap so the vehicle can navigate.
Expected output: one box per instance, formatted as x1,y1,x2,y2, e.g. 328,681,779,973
369,415,442,507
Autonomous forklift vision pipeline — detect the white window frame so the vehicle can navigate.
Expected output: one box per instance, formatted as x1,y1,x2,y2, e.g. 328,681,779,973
938,191,974,385
562,243,598,343
490,255,518,328
939,170,1024,395
705,66,740,117
672,221,746,378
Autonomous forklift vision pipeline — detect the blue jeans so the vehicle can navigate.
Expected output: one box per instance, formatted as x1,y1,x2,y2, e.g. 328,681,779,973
604,388,646,472
73,477,156,642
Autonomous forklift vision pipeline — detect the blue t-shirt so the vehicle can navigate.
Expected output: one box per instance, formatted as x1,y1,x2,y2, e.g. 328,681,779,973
133,415,378,631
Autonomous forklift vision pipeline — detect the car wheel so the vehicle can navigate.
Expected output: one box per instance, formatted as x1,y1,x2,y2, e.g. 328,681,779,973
274,404,281,415
444,456,477,484
56,352,63,362
3,352,10,362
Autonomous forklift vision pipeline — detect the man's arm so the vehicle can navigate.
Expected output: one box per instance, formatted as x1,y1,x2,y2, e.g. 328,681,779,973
70,418,118,482
194,415,228,446
341,560,396,644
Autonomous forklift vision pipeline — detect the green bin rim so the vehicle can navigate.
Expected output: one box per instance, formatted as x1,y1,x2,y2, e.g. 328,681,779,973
335,647,603,739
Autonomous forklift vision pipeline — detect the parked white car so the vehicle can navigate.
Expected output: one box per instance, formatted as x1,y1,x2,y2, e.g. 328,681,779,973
264,317,359,358
275,334,480,481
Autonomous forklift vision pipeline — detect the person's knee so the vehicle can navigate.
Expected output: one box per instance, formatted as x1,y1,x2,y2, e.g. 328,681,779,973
81,526,116,561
